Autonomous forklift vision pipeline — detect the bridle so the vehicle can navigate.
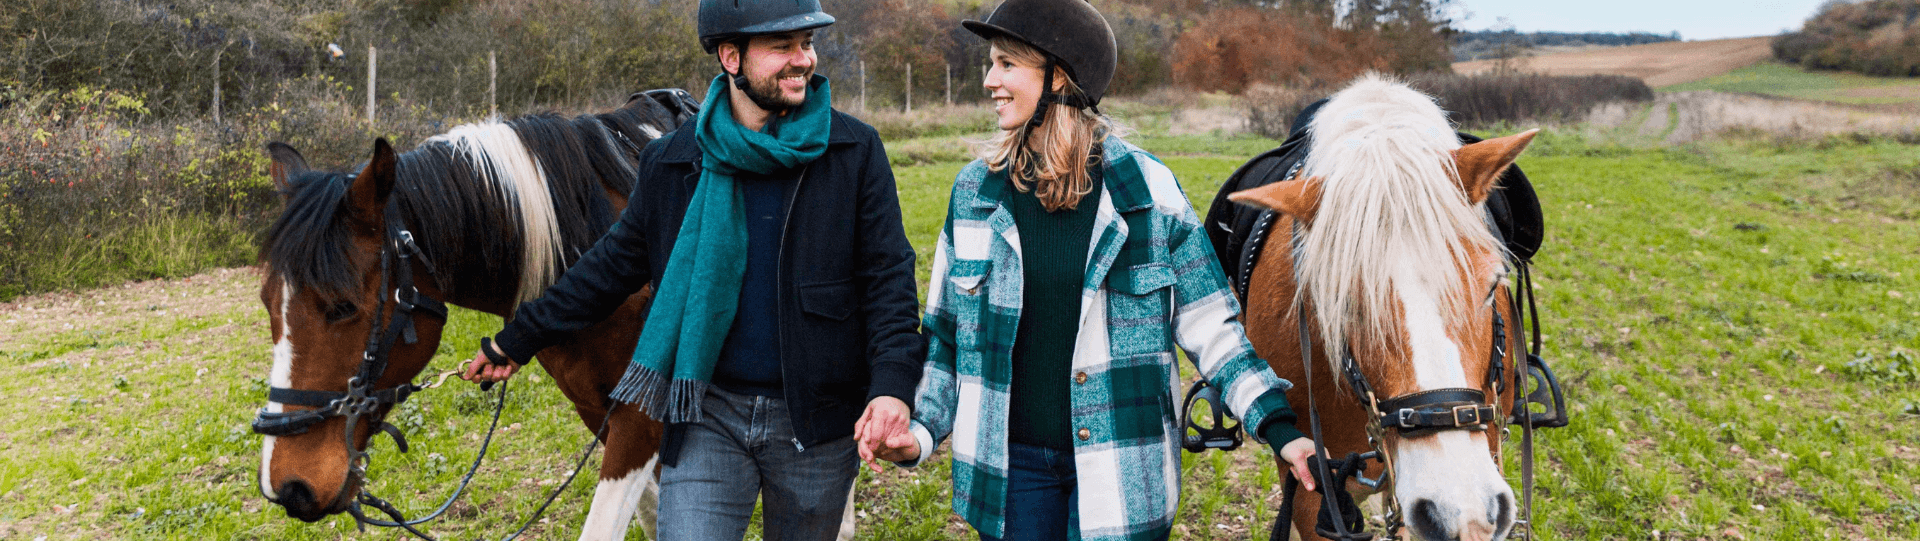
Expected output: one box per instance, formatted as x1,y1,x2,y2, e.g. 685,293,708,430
1269,217,1569,541
249,215,490,539
249,200,618,541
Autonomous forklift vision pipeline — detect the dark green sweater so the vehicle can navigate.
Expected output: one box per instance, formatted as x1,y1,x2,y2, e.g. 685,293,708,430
1005,177,1098,451
1002,169,1310,453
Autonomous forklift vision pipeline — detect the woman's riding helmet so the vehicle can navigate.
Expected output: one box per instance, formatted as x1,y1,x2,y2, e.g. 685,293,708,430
963,0,1118,109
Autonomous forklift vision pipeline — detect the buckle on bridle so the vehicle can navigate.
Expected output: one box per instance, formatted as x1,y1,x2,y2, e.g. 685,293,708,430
1452,404,1480,426
1395,408,1417,428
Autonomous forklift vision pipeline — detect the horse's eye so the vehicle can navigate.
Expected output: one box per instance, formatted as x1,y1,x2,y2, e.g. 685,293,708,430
323,302,359,323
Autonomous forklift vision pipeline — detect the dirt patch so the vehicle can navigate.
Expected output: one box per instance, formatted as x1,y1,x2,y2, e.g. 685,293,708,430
1455,37,1773,87
1588,90,1920,143
1169,106,1248,136
0,267,262,349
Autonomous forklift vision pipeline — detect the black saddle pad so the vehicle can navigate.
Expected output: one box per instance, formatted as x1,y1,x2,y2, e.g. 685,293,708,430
1203,98,1545,299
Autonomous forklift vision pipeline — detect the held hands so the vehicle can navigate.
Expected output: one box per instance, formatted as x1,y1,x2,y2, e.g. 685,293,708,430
1278,436,1318,492
854,396,917,473
460,339,520,384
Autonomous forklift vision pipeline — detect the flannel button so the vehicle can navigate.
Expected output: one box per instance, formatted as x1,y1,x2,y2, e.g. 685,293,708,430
1077,428,1091,441
1074,372,1088,384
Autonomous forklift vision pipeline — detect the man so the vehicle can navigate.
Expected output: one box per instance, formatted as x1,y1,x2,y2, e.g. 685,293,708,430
461,1,922,538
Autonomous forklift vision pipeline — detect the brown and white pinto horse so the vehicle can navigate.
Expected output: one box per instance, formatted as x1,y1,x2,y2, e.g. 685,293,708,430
254,91,692,540
1228,76,1539,541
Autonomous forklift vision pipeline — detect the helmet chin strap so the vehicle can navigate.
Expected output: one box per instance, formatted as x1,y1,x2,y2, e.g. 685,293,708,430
1017,56,1097,154
730,39,754,92
1023,56,1097,131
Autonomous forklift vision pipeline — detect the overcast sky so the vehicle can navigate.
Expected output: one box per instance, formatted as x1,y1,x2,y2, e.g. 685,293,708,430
1452,0,1829,40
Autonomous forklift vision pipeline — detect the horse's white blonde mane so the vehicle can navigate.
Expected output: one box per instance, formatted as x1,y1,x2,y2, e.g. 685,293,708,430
427,119,564,306
1295,74,1502,367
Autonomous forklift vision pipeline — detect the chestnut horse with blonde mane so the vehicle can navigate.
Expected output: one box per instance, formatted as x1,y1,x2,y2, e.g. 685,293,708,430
1228,75,1540,541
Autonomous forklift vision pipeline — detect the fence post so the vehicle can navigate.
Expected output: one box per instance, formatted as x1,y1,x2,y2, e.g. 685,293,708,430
860,60,868,112
367,45,378,123
905,63,912,114
946,63,952,106
489,51,498,118
211,49,222,125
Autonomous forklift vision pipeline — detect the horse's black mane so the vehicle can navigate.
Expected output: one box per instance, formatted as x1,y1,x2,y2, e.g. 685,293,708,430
262,94,687,304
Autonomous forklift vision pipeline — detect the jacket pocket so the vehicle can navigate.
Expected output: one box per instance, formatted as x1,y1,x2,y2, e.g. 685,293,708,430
1105,262,1176,357
945,259,991,296
1107,262,1175,295
798,278,855,321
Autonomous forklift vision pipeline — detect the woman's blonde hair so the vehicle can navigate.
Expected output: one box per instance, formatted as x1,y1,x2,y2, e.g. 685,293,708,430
980,37,1117,212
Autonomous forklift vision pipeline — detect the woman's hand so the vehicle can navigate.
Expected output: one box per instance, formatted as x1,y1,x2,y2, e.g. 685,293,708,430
1278,437,1317,492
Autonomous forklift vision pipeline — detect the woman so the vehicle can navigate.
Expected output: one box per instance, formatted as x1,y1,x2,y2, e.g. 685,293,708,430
858,0,1317,539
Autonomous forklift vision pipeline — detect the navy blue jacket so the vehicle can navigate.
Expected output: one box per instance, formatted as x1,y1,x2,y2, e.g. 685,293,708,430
494,109,924,448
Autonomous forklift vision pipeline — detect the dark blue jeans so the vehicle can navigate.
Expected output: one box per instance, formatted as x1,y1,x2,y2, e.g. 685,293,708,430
656,386,859,541
980,443,1080,541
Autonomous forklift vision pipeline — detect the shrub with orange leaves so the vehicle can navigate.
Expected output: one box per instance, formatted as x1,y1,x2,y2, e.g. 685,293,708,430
1171,9,1390,94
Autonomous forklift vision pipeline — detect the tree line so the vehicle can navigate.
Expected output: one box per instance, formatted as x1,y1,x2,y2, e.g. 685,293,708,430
1450,30,1682,62
1,0,1466,119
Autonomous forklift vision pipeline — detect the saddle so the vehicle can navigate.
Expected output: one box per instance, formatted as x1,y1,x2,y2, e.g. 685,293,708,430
1203,98,1546,300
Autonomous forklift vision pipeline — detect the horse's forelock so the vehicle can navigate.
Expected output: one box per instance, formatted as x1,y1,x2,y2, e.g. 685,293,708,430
261,171,361,304
1295,74,1504,373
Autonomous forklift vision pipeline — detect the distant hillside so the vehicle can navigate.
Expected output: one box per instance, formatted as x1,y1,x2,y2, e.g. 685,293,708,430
1453,37,1773,88
1452,30,1683,62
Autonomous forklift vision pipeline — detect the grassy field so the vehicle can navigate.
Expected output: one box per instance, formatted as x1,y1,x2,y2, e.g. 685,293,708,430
1663,61,1920,105
2,123,1919,540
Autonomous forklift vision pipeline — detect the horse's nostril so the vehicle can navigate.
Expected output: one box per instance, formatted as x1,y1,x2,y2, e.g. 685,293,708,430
1491,492,1516,534
1408,498,1448,540
277,480,327,523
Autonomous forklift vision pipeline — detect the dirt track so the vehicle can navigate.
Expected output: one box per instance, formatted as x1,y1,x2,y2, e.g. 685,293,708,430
1454,36,1773,87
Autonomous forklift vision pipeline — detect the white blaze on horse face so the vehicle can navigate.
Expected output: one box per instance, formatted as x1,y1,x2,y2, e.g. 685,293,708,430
1393,261,1514,541
260,283,295,501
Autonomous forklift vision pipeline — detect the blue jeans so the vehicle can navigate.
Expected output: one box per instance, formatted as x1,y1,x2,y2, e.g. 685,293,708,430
656,386,859,541
980,443,1080,541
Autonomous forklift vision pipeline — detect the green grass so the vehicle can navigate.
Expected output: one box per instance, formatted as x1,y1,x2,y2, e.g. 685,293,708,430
1662,61,1920,105
3,126,1919,540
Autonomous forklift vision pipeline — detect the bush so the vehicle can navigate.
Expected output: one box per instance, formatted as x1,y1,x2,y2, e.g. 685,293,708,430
1241,72,1655,138
1405,72,1654,127
1774,0,1920,76
1173,9,1390,95
0,75,467,299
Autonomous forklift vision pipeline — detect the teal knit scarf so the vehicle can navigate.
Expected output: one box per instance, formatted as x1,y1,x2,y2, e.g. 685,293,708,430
610,74,833,422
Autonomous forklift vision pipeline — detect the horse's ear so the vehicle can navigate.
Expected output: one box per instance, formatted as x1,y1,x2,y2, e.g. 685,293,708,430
1451,129,1539,204
1228,176,1324,224
265,142,308,196
346,138,397,228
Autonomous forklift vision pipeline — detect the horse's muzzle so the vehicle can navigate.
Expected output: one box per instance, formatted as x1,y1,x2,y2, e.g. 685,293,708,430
274,478,349,523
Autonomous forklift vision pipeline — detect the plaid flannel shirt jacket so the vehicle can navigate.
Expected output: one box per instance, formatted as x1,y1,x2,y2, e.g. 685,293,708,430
904,136,1296,541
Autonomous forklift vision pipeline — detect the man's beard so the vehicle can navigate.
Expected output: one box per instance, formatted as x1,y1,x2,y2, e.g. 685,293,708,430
741,68,810,113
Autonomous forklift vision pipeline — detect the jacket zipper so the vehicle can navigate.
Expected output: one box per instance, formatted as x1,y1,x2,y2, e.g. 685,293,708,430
776,163,811,452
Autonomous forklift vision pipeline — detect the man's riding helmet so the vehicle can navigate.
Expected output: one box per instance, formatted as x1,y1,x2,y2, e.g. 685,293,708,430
698,0,836,54
699,0,836,91
964,0,1117,124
